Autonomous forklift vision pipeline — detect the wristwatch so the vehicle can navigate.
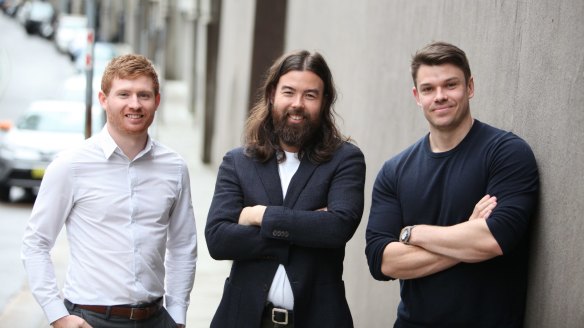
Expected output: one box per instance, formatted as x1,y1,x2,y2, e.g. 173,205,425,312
399,226,415,244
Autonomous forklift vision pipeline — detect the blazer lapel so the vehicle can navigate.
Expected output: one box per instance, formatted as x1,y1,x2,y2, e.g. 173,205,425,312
283,157,318,208
255,156,284,205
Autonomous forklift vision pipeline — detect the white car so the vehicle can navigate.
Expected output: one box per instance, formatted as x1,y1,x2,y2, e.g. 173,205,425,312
54,14,88,55
0,100,104,201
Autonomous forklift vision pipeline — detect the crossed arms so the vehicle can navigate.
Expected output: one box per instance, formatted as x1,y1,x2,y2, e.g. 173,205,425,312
380,195,502,280
205,145,366,261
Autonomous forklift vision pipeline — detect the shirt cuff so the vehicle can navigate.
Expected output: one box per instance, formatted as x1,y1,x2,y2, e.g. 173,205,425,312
166,304,187,325
43,298,70,325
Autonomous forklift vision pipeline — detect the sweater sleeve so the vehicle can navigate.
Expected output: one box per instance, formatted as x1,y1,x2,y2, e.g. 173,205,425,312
485,135,539,254
365,161,402,281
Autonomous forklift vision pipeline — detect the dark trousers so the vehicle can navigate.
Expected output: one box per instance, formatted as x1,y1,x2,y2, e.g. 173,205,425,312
261,319,295,328
64,299,178,328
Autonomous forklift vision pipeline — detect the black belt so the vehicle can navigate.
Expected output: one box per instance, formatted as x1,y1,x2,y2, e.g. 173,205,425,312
264,302,294,326
65,298,163,321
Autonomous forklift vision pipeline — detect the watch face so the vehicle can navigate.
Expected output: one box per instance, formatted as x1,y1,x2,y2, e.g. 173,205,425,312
400,229,409,242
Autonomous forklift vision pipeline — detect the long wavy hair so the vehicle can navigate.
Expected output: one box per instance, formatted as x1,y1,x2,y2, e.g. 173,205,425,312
244,50,347,164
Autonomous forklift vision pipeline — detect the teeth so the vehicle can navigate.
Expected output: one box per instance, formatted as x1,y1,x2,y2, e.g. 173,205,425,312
127,114,142,119
289,115,302,120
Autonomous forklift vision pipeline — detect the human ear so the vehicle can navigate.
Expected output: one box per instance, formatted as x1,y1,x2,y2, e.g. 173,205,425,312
412,86,422,106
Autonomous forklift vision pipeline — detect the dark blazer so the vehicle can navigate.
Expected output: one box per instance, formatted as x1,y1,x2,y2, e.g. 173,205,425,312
205,142,365,328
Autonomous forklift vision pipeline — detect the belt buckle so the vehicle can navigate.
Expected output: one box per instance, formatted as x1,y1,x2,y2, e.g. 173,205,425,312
272,307,288,325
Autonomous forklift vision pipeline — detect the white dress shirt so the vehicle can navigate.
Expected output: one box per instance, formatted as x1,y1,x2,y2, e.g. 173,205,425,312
21,128,197,324
267,151,299,310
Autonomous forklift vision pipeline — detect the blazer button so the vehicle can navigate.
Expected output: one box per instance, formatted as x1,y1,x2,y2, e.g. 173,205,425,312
263,284,269,292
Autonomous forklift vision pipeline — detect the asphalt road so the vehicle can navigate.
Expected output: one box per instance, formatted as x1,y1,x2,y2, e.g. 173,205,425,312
0,13,75,121
0,12,77,327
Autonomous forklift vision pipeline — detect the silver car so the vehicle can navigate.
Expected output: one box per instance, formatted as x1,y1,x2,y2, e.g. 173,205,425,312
0,100,104,201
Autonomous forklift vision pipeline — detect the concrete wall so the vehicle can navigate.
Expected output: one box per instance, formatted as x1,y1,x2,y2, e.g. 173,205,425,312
210,0,256,161
212,0,584,326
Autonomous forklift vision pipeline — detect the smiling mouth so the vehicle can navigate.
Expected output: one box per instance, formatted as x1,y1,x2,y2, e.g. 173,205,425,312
288,114,304,121
126,114,144,119
433,106,452,112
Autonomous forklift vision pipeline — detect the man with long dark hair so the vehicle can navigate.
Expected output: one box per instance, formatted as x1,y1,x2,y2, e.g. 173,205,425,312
206,50,365,327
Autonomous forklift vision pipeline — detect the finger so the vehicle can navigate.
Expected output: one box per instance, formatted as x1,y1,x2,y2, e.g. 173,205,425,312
476,194,491,206
474,196,491,211
480,209,492,219
481,194,491,201
483,201,497,211
479,197,497,212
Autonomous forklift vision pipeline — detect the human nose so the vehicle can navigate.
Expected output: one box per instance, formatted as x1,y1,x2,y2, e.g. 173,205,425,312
434,87,447,102
128,94,141,108
291,94,304,108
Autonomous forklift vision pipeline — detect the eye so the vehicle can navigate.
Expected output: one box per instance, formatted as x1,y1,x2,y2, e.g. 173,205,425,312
447,82,458,89
305,93,317,100
139,92,153,100
420,87,432,94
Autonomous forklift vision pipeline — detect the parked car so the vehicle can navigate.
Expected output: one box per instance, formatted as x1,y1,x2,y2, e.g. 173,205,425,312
70,41,132,74
0,100,104,201
22,0,56,39
54,14,87,54
2,0,25,17
73,41,117,73
62,73,101,104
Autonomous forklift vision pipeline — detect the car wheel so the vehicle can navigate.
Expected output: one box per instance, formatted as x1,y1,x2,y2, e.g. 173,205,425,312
23,188,36,201
0,182,10,202
25,24,34,35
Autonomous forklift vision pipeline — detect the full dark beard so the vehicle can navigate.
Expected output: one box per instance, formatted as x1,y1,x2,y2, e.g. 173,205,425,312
273,113,314,148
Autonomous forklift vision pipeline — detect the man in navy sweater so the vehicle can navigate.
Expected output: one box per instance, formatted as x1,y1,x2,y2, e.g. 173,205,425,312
365,41,539,327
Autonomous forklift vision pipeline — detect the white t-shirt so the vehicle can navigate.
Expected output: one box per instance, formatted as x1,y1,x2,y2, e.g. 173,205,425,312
267,151,300,310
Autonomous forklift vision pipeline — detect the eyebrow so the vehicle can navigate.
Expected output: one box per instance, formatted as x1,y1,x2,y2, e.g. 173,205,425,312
114,89,154,94
419,77,461,88
280,85,321,94
444,77,461,83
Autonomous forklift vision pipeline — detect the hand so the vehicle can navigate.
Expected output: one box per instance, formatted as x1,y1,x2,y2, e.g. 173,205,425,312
316,207,328,211
51,315,93,328
238,205,266,226
469,194,497,220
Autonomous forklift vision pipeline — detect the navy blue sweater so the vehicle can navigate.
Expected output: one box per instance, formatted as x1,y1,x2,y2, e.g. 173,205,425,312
366,120,539,327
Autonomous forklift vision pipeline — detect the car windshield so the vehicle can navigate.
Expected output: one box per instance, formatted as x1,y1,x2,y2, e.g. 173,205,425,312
29,3,54,20
17,110,84,134
60,16,87,28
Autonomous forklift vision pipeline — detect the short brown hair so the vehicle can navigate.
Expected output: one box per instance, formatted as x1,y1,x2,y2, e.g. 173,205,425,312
101,54,160,96
410,41,472,87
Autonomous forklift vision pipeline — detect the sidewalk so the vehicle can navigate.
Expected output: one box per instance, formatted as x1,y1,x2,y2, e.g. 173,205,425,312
0,80,230,327
157,80,231,327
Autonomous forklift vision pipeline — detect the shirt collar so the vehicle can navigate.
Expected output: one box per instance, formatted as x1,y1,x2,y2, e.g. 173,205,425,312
96,126,154,160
